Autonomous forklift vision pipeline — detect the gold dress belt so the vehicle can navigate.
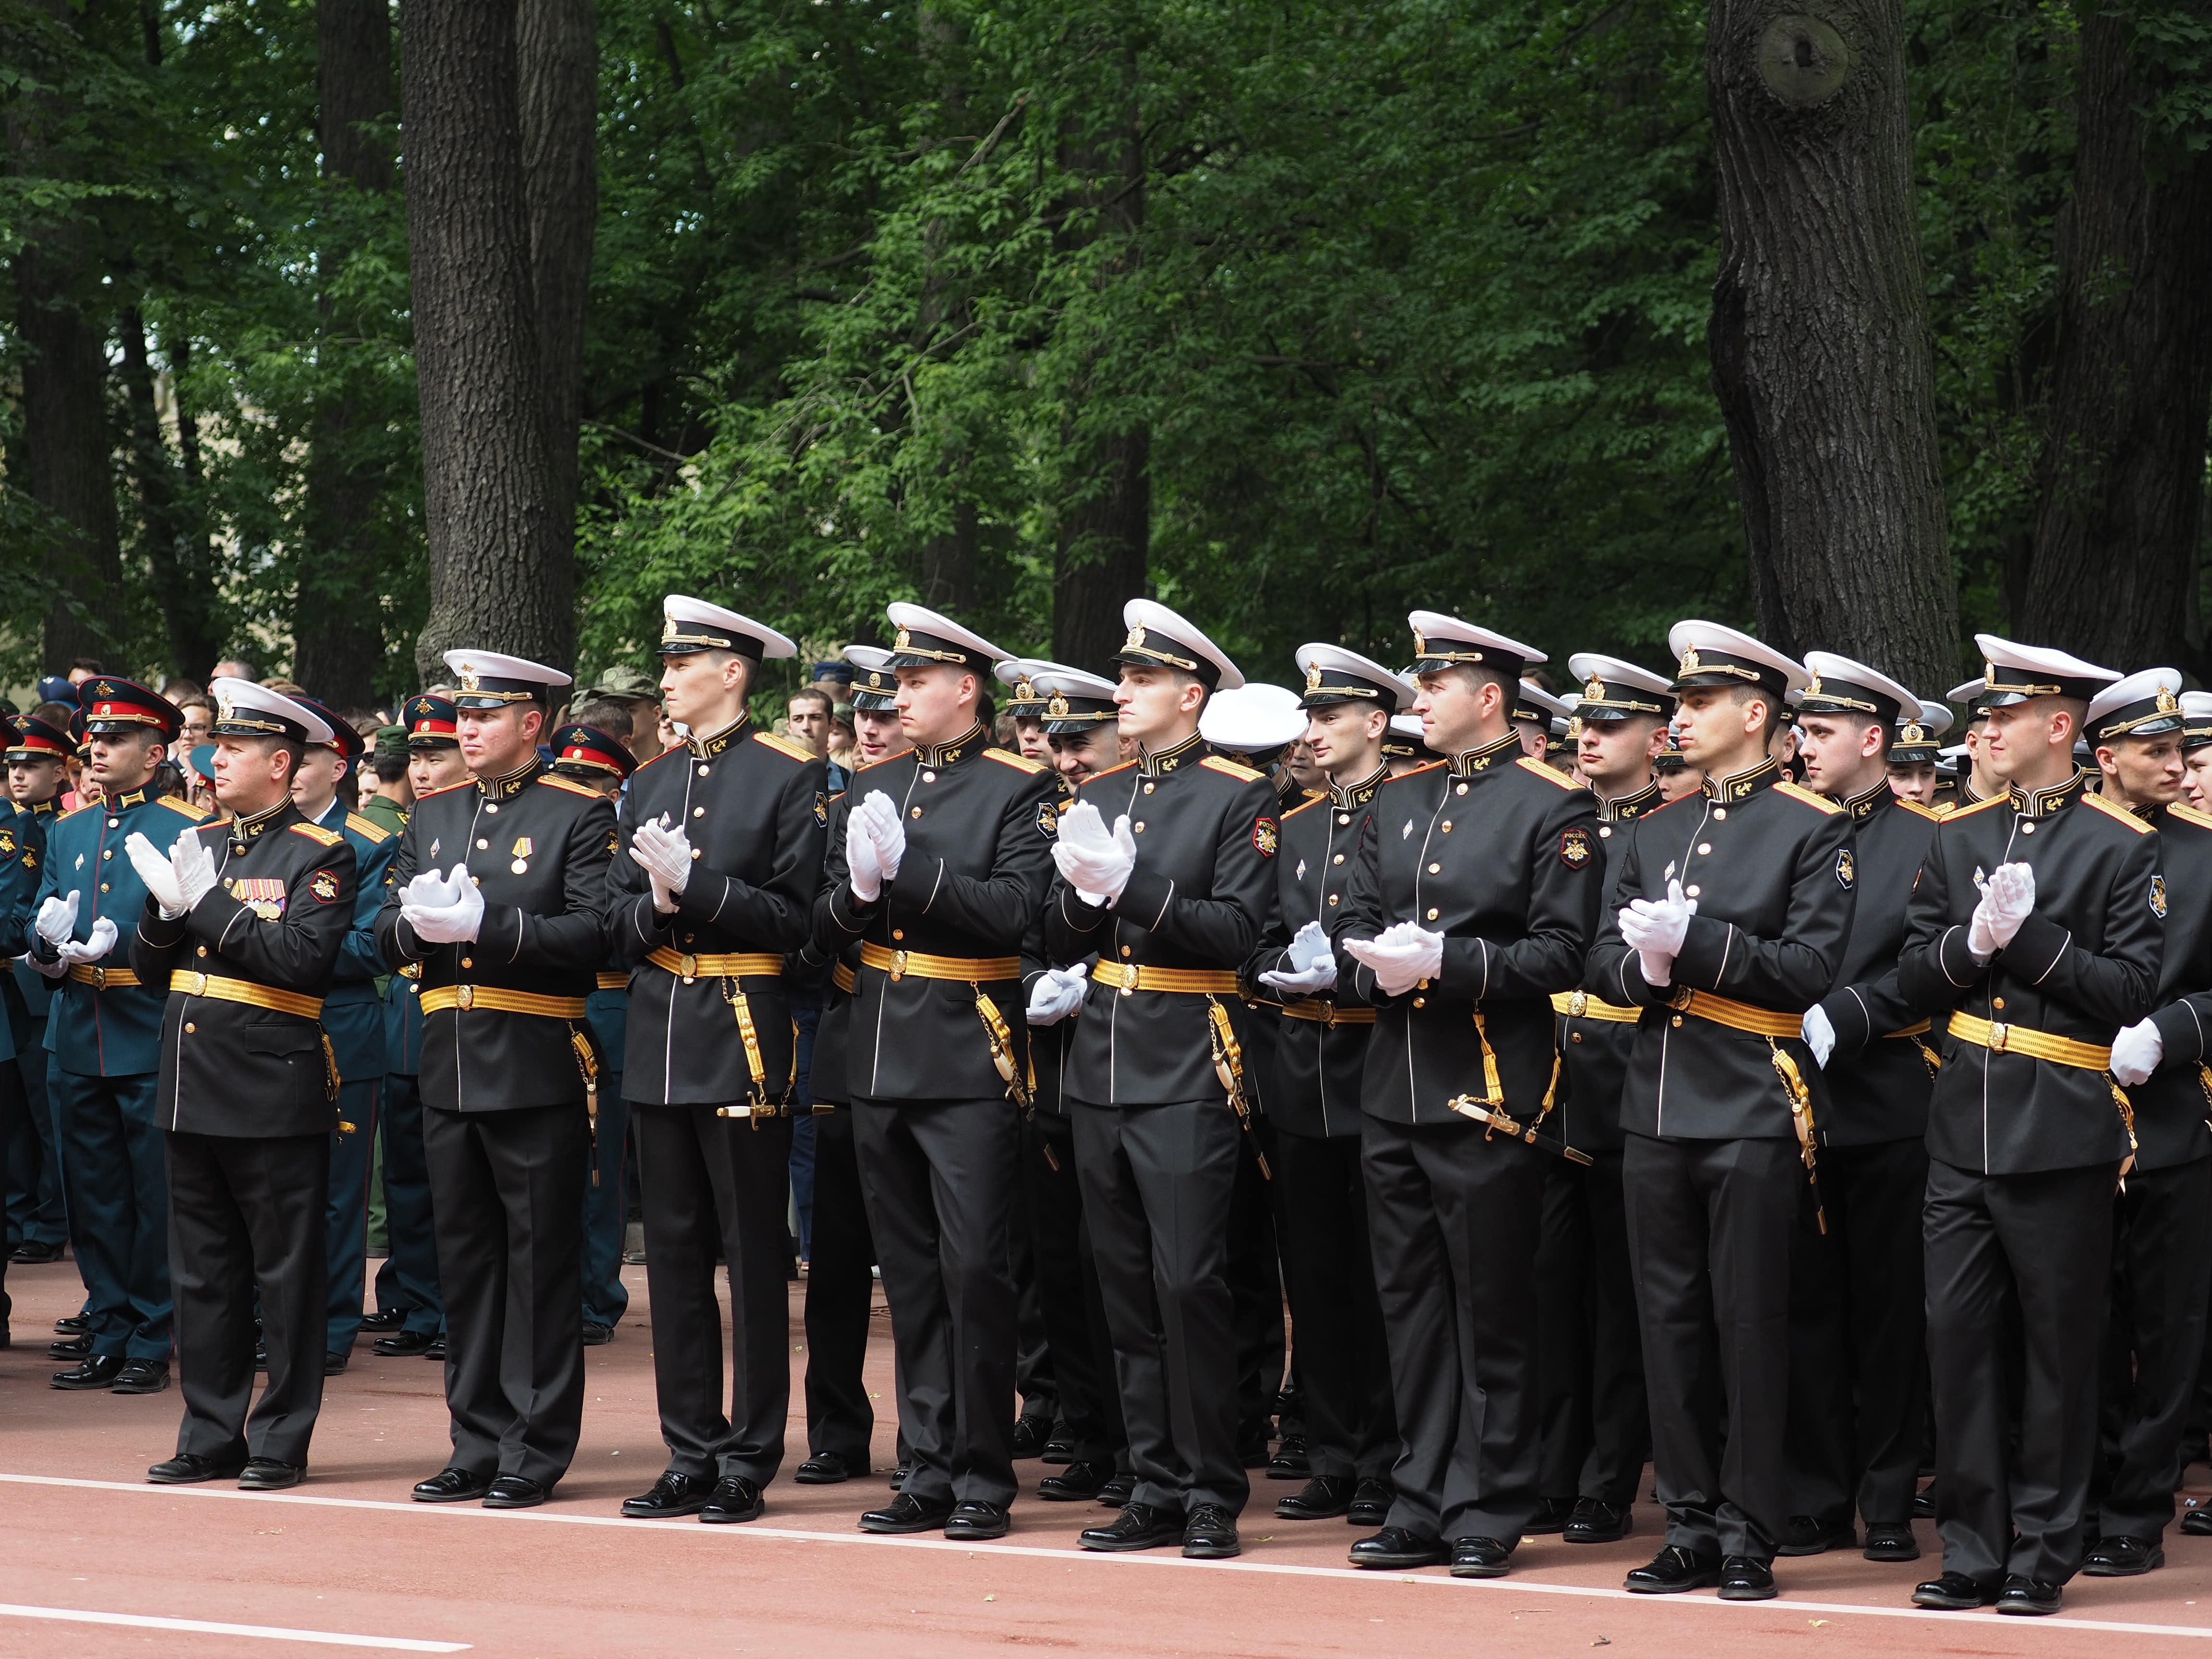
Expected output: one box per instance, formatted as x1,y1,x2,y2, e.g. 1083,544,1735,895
645,947,782,984
66,964,141,989
1279,998,1376,1026
596,970,630,991
419,985,589,1019
857,942,1019,982
831,962,856,994
1551,989,1642,1024
168,971,323,1020
1946,1011,2112,1071
1093,961,1241,995
1668,988,1805,1040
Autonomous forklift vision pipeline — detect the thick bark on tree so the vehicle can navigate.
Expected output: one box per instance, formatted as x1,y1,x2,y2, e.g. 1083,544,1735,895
914,5,978,617
120,311,221,681
403,0,571,680
518,0,597,576
2017,12,2212,667
299,0,396,706
1706,0,1957,691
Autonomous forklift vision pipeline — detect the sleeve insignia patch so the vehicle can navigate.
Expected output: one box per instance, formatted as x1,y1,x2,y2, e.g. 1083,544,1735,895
1835,847,1855,890
607,830,620,855
1560,826,1593,869
310,869,340,904
815,792,830,829
2152,874,2168,918
1254,817,1280,857
0,831,15,856
1037,799,1059,839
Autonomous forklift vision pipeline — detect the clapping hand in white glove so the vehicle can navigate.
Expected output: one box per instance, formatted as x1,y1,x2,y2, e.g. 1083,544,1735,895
399,867,458,909
846,809,884,902
630,815,693,913
858,792,907,882
171,829,217,911
1026,963,1092,1026
1052,800,1137,907
1619,877,1695,988
126,833,187,916
2111,1017,2164,1087
1802,1004,1836,1069
400,864,484,943
56,915,119,965
1260,919,1339,995
1968,861,2036,961
35,890,79,953
1343,922,1446,998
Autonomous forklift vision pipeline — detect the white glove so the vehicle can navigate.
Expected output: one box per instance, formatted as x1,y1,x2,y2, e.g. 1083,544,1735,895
127,833,187,917
860,791,906,882
399,867,458,909
1343,923,1446,998
399,864,484,943
1619,878,1695,988
35,890,79,952
846,809,883,902
1968,861,2035,961
56,915,119,965
1802,1004,1836,1069
1052,800,1136,906
1026,964,1092,1026
2111,1017,2163,1087
630,815,692,912
171,829,217,911
1260,923,1339,994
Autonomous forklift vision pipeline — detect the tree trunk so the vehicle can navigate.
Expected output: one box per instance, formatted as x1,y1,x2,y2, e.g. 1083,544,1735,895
403,0,570,680
1706,0,1957,691
1052,60,1148,674
120,310,222,680
2017,11,2212,668
518,0,597,588
299,0,396,706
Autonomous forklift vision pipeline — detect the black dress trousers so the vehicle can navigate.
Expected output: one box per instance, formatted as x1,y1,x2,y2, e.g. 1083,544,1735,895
634,1102,794,1483
804,1106,879,1469
1533,1147,1647,1505
852,1095,1021,1508
1275,1127,1395,1483
1226,1117,1287,1453
2097,1154,2212,1542
1024,1111,1127,1467
1924,1155,2119,1585
422,1102,589,1487
167,1130,330,1468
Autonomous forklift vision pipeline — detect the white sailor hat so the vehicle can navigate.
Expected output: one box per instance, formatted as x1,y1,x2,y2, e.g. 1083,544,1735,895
2086,667,2186,743
885,602,1009,673
1512,680,1571,729
1118,599,1244,691
2181,691,2212,751
1946,677,1994,720
1666,621,1808,701
659,595,797,661
1032,667,1121,733
209,675,335,745
1383,711,1440,763
1295,643,1417,711
1972,633,2120,708
441,650,572,709
843,645,899,709
1799,651,1918,727
1200,683,1304,761
1890,699,1953,764
1566,653,1674,722
995,657,1080,718
1406,611,1545,680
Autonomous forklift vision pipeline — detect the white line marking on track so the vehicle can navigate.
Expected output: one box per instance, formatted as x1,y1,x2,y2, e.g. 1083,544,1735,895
0,1601,469,1651
5,1470,2208,1641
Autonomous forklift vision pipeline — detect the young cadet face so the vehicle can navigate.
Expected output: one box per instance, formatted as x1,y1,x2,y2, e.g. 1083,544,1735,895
1796,713,1886,795
853,706,911,764
1302,700,1386,781
9,756,63,803
893,663,978,747
290,745,349,818
2184,745,2212,810
1412,667,1506,758
1114,664,1204,748
1672,685,1769,773
86,727,165,792
1049,725,1121,785
1887,760,1937,804
1576,714,1664,795
1012,716,1051,763
2096,732,2184,809
457,702,545,777
660,649,749,732
1983,697,2079,785
409,745,470,797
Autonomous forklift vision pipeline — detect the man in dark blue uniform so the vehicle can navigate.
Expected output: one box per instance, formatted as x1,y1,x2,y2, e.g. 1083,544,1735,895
4,714,69,1267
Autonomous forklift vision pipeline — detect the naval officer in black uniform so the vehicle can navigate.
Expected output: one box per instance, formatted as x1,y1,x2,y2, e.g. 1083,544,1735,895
812,603,1060,1541
1332,611,1602,1580
1587,622,1854,1602
129,680,357,1489
1044,599,1279,1562
1788,652,1945,1562
1244,644,1412,1529
1898,637,2159,1617
376,649,617,1511
1533,653,1673,1546
609,596,826,1524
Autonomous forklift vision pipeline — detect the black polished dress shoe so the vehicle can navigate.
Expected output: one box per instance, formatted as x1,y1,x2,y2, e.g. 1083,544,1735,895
1275,1474,1354,1520
148,1451,246,1484
1450,1536,1513,1578
945,1500,1010,1540
1911,1486,1935,1517
1348,1478,1393,1528
621,1470,712,1518
12,1238,64,1264
323,1351,348,1376
240,1457,305,1491
1265,1433,1310,1480
1183,1503,1240,1559
1776,1513,1855,1556
1624,1545,1721,1594
51,1353,126,1390
484,1474,550,1509
55,1313,91,1334
2184,1504,2212,1537
361,1307,407,1332
1527,1495,1573,1534
1863,1522,1921,1562
1719,1555,1777,1601
701,1475,764,1524
1010,1416,1052,1459
886,1459,912,1490
412,1466,495,1503
1080,1503,1184,1552
373,1330,438,1358
1041,1438,1075,1467
423,1334,447,1361
1910,1570,1995,1609
1038,1460,1112,1501
1563,1497,1632,1544
2083,1533,2163,1576
795,1450,856,1485
48,1333,91,1359
1097,1471,1137,1507
581,1322,613,1347
1348,1526,1449,1569
1995,1575,2062,1616
859,1492,955,1534
112,1358,170,1394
